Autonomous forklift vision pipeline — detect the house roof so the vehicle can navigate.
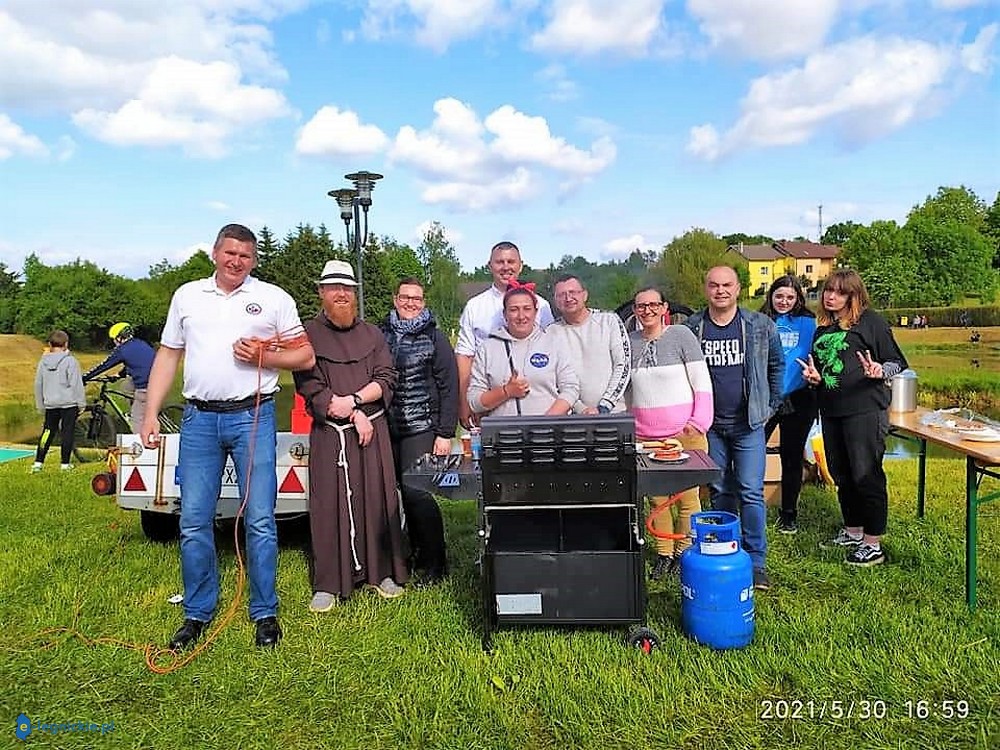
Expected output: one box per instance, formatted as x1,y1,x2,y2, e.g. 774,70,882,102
729,243,784,262
459,281,492,300
777,241,841,259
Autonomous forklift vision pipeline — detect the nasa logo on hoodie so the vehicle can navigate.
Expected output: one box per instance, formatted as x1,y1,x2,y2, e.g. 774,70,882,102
529,352,549,368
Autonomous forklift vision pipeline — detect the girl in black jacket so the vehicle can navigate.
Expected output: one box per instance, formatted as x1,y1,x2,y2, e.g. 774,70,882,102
799,269,906,567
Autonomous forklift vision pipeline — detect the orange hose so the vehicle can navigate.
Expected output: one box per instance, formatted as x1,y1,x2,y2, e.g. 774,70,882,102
645,493,688,540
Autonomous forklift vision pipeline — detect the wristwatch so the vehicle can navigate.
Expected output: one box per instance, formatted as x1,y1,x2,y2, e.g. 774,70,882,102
352,392,363,408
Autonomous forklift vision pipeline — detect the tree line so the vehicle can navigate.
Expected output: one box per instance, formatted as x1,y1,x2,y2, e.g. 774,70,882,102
0,186,996,350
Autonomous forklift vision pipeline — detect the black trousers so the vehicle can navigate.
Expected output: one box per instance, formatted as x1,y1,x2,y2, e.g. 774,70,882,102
821,410,889,536
392,431,447,572
36,406,79,464
764,388,818,522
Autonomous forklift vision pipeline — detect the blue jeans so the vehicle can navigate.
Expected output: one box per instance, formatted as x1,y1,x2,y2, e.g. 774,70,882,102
178,400,278,622
707,421,767,570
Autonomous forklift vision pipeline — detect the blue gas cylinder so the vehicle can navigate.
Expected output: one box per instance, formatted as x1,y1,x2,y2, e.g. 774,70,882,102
679,511,755,649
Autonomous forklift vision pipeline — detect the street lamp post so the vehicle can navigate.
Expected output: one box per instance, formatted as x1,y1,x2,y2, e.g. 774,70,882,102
327,170,383,319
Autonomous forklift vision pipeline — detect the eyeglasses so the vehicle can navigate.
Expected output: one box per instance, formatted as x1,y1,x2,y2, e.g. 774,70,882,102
634,302,664,312
555,289,584,300
396,294,424,303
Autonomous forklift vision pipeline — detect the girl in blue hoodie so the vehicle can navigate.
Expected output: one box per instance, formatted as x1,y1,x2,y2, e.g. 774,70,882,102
760,276,817,533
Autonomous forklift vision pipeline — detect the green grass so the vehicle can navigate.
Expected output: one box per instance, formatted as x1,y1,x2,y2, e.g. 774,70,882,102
1,458,998,748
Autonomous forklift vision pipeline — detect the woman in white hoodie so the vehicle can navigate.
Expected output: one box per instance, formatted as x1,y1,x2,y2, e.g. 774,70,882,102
468,282,579,418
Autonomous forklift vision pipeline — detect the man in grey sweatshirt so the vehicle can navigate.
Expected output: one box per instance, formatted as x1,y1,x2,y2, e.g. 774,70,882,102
547,274,631,414
33,330,86,472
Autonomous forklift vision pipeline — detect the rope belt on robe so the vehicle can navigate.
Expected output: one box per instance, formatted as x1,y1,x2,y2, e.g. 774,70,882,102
324,408,404,571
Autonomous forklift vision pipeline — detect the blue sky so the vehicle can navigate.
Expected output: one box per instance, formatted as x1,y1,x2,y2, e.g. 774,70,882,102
1,0,997,278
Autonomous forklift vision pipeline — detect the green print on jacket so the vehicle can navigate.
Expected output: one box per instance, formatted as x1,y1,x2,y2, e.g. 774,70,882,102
814,330,849,389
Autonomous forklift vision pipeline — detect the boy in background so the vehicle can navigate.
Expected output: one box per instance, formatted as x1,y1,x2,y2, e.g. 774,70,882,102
32,330,86,472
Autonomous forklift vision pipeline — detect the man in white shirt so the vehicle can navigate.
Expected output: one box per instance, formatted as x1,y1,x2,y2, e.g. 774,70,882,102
455,241,554,427
548,274,630,414
141,223,316,651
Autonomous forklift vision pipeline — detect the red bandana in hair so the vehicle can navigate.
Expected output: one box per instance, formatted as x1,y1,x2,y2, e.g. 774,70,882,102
504,279,537,303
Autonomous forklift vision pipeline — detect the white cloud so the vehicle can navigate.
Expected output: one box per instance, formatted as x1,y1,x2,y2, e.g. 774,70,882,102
295,106,389,157
414,220,464,245
207,201,231,211
686,34,977,161
531,0,667,56
576,116,618,138
486,106,616,176
536,64,580,102
359,0,504,52
421,168,538,212
688,0,839,61
72,57,289,157
1,2,299,153
0,114,48,159
602,233,657,260
960,23,998,74
390,97,617,211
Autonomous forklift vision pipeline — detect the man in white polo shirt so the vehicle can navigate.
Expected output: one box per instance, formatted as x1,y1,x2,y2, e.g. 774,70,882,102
141,223,316,651
455,241,554,427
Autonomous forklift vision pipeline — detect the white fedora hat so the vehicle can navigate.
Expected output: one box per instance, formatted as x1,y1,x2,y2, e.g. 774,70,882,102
317,259,358,286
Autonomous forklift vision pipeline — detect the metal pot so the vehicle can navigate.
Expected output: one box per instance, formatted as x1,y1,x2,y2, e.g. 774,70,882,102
890,369,918,413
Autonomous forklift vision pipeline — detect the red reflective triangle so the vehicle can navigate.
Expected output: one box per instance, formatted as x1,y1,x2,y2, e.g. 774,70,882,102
278,467,304,494
123,467,147,492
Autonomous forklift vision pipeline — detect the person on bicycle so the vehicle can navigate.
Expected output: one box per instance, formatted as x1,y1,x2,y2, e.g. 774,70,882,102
82,322,155,430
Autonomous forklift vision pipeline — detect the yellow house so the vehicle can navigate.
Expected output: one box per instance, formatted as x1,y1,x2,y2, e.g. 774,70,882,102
777,241,840,289
728,244,794,296
729,241,841,296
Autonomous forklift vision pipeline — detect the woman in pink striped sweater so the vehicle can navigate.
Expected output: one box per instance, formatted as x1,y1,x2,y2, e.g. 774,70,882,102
627,287,714,580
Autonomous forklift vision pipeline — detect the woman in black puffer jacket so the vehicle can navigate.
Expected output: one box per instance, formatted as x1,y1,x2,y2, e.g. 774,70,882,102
381,278,459,582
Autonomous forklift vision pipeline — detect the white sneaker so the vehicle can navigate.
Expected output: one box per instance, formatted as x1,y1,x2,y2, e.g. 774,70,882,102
60,463,74,471
30,462,43,474
309,591,339,612
368,577,405,599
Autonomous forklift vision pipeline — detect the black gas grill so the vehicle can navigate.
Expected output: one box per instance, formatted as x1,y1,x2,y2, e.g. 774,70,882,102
478,413,655,650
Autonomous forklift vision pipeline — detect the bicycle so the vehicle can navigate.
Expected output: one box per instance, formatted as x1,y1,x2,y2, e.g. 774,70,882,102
73,372,184,462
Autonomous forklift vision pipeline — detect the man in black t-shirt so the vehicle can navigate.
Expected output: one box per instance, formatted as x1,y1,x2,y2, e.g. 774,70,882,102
687,266,784,591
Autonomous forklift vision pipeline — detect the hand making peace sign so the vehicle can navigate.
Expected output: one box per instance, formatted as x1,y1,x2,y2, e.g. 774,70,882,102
857,349,884,379
795,354,821,386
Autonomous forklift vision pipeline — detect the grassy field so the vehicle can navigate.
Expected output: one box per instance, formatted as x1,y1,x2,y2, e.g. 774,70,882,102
1,456,997,748
893,328,1000,416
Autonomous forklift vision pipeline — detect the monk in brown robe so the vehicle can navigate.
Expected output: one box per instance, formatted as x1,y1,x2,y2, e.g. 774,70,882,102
293,260,409,611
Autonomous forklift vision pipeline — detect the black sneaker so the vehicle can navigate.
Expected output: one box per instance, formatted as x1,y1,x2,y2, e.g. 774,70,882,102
820,528,863,549
753,568,772,591
775,517,798,535
650,554,673,581
845,543,886,567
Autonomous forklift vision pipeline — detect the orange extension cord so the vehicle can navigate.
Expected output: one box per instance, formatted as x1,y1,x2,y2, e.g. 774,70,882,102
19,328,310,675
645,492,688,541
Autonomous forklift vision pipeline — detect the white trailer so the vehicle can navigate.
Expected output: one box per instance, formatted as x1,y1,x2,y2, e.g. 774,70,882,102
96,432,311,541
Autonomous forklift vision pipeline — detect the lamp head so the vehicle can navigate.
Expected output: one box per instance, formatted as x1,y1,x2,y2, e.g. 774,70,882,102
344,170,383,207
327,188,358,223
